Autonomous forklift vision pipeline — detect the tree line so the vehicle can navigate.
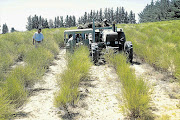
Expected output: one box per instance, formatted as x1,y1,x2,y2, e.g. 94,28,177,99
78,7,136,24
139,0,180,23
26,15,76,30
0,24,16,34
26,7,136,31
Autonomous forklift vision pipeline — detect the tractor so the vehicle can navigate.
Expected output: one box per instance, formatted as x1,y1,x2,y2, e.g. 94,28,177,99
64,20,133,64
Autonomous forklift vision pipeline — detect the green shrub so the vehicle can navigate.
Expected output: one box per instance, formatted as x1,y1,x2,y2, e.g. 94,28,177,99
0,88,14,120
105,51,151,119
54,46,92,107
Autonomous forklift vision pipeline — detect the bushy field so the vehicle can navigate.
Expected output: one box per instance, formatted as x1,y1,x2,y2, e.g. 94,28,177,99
0,28,65,119
54,46,92,107
117,20,180,81
105,51,151,119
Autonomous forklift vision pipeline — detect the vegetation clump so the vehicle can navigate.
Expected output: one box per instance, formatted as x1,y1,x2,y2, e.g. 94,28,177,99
54,46,92,107
0,28,64,119
117,20,180,82
105,51,151,119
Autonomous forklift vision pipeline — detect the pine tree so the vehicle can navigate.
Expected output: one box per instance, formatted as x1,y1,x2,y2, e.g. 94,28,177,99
110,8,114,23
139,0,180,23
107,8,111,22
99,8,103,22
2,23,8,34
124,11,129,24
104,8,108,20
84,12,87,24
90,10,93,22
57,16,60,28
39,16,42,28
26,16,32,30
49,19,54,28
54,17,57,28
115,7,119,23
60,16,64,27
44,19,49,28
121,7,126,23
96,10,99,22
72,16,76,26
65,15,69,27
69,16,73,27
129,10,134,23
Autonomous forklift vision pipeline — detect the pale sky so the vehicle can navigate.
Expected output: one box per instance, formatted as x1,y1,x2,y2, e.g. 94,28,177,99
0,0,153,32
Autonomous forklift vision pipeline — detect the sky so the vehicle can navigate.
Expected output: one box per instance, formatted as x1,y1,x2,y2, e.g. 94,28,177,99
0,0,153,32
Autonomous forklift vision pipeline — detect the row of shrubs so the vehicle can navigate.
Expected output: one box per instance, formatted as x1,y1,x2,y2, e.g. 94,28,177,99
0,28,65,119
54,46,92,107
105,51,151,119
117,20,180,82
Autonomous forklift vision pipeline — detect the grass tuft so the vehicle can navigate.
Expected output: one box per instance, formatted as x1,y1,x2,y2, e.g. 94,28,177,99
105,51,152,119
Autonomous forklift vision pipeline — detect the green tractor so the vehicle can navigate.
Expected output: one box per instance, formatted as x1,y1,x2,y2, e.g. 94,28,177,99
64,20,133,64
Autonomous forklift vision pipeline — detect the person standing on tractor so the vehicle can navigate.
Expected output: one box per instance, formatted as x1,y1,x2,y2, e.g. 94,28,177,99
33,28,44,47
103,19,110,27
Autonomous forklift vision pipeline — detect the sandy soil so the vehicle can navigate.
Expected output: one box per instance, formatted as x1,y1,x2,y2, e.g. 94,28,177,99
14,49,66,120
131,60,180,119
59,65,124,120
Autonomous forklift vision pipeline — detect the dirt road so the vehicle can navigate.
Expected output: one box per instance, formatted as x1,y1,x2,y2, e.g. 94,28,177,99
15,49,66,120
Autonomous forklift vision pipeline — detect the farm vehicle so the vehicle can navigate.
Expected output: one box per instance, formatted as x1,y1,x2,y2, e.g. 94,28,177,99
64,20,133,64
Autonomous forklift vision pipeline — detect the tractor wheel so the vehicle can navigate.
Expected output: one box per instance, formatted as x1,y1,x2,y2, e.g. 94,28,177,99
129,48,133,63
124,41,133,63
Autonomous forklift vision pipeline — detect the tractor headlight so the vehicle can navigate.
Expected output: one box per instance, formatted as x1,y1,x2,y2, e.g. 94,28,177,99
107,42,110,45
115,41,118,44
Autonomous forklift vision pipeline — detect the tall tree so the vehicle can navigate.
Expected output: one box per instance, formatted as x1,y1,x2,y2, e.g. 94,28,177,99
72,16,76,26
99,8,103,22
60,16,64,27
139,0,180,23
84,12,87,24
2,23,8,34
54,17,57,28
26,16,32,30
49,19,54,28
57,16,60,28
65,15,69,27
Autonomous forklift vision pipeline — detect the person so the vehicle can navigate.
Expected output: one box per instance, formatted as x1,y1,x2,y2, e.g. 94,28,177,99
33,28,44,47
103,19,110,27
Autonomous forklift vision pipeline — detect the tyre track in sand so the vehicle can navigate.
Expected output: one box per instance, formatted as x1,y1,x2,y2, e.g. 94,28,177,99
15,49,66,120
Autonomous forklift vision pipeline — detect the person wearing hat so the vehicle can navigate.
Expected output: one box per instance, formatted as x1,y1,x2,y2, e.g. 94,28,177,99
33,28,44,47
